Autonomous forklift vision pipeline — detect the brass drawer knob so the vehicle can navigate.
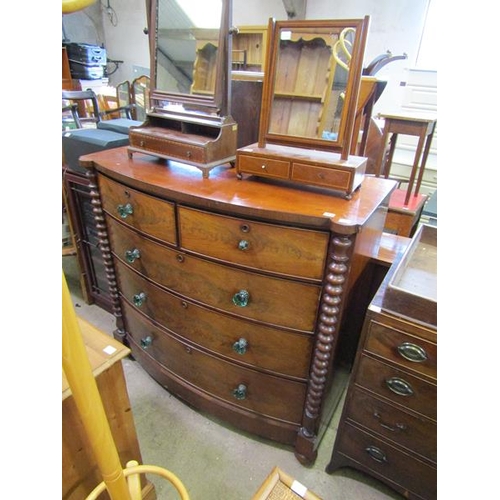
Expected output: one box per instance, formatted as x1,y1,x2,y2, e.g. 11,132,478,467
117,203,133,219
232,290,250,307
385,377,414,397
133,292,147,307
140,335,152,349
125,248,141,263
232,384,247,400
397,342,428,362
232,338,248,355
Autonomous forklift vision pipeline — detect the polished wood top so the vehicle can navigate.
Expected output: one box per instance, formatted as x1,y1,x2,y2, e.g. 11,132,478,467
80,147,397,234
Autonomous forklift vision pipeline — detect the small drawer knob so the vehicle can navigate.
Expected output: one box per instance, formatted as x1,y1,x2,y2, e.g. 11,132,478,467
133,292,147,307
232,338,248,355
397,342,428,362
140,336,152,349
232,290,250,307
238,240,249,251
125,248,141,263
232,384,247,400
117,203,133,219
385,377,414,397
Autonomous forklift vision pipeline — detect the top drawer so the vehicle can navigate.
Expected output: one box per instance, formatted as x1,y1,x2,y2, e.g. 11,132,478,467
364,320,436,381
178,206,328,280
98,175,177,246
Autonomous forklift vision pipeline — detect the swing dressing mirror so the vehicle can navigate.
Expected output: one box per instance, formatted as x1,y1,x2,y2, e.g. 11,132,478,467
236,17,370,198
260,17,370,156
128,0,237,178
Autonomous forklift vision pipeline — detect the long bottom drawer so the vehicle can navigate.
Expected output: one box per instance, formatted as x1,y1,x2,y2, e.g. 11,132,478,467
128,336,301,446
331,422,436,500
124,303,306,423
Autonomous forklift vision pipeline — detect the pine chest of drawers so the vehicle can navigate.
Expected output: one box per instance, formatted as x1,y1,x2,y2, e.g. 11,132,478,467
327,224,437,498
80,146,396,464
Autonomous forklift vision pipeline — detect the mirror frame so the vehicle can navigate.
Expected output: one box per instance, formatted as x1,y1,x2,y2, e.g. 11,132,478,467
258,17,370,159
146,0,232,116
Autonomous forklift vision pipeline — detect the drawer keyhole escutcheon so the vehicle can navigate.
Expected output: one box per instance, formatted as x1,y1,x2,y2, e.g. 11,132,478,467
117,203,133,219
397,342,428,362
386,377,414,397
125,248,141,263
176,254,185,263
233,338,248,355
133,292,147,307
365,446,387,463
373,411,407,433
233,384,247,400
238,240,249,251
233,290,250,307
140,336,152,349
240,224,250,233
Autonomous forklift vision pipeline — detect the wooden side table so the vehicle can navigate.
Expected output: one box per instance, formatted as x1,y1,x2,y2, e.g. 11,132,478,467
375,113,436,205
62,317,156,500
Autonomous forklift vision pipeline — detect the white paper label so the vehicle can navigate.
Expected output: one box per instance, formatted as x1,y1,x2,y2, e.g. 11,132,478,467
291,480,307,497
103,345,117,355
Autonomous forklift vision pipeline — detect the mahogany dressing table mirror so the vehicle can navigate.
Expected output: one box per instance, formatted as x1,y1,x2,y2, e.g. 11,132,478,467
236,17,370,198
128,0,237,178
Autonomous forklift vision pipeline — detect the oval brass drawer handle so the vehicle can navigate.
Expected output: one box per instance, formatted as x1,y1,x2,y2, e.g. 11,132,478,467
133,292,147,307
232,290,250,307
140,336,152,349
125,248,141,263
117,202,133,219
232,384,247,400
397,342,428,363
232,338,248,355
385,377,414,397
365,445,387,463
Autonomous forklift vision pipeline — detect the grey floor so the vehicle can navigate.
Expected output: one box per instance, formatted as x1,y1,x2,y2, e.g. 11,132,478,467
63,255,404,500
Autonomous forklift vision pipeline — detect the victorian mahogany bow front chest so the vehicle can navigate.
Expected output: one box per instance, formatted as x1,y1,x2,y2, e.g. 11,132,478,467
80,147,395,464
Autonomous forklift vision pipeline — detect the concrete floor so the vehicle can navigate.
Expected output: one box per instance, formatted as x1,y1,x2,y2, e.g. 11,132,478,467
63,255,404,500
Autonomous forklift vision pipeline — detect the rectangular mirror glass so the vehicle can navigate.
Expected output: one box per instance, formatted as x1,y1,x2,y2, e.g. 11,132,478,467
260,18,369,158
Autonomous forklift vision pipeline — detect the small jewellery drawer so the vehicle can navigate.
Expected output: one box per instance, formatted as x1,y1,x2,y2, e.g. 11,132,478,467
125,310,307,424
129,128,205,164
116,262,313,379
345,387,436,462
364,320,436,380
356,355,436,420
178,206,328,280
237,154,290,179
291,163,352,191
98,175,176,245
335,423,436,500
107,217,321,331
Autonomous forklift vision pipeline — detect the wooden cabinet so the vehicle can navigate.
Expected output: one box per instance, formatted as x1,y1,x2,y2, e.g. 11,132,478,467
327,224,437,499
80,146,396,464
63,169,114,313
232,26,267,72
63,317,156,500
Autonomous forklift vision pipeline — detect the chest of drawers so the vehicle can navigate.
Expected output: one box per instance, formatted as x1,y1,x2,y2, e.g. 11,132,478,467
327,224,437,498
80,146,395,464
